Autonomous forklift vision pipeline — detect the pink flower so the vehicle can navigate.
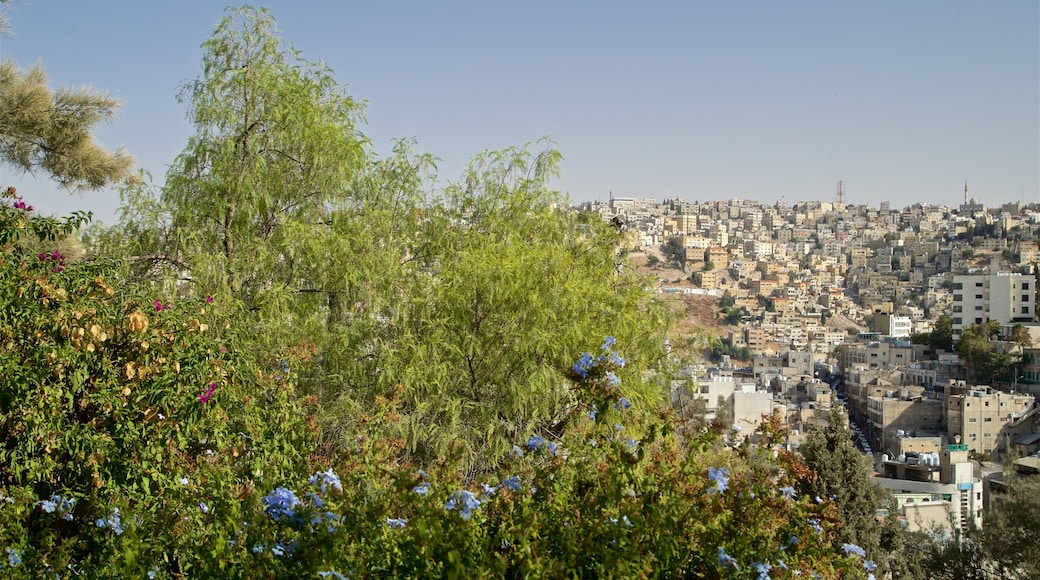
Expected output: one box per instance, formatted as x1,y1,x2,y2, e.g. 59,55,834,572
153,300,166,311
199,383,218,404
206,296,214,303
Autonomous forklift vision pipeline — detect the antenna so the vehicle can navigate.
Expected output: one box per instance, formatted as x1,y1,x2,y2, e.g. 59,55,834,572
836,180,846,205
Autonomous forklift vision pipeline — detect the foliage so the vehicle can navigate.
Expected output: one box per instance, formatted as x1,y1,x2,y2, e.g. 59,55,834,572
0,3,132,191
798,405,923,578
0,195,314,576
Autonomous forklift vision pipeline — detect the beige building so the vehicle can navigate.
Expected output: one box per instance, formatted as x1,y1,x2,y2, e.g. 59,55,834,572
944,382,1035,455
866,387,944,454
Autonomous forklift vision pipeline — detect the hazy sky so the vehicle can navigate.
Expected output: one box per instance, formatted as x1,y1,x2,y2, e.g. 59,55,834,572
2,1,1037,224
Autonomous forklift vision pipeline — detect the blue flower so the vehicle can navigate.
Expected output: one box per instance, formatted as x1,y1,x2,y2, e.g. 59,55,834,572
615,396,633,410
480,483,500,497
317,572,347,580
604,371,621,388
708,467,730,494
6,548,22,567
444,490,481,520
842,543,866,558
864,560,877,572
503,475,522,492
262,487,301,522
601,336,617,350
809,518,823,534
37,494,75,520
608,351,626,367
510,445,525,458
199,501,209,514
417,469,429,479
780,486,796,500
587,409,597,420
147,567,158,579
413,482,430,496
753,561,772,579
386,517,407,529
572,353,595,378
309,469,343,493
625,438,638,451
525,435,558,456
95,508,124,535
252,544,265,554
717,547,738,570
271,542,295,557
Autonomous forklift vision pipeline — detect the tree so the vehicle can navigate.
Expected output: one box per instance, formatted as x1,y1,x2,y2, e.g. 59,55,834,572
372,144,670,469
0,3,132,190
161,6,368,300
798,405,920,577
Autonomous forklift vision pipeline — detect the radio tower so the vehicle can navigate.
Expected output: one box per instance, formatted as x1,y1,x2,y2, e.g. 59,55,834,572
836,180,846,205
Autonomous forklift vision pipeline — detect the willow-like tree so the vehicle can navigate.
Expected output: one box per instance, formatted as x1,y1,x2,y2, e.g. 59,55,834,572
162,5,368,301
372,143,671,470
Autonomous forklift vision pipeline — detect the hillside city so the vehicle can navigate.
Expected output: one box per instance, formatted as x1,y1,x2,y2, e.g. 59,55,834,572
588,188,1040,536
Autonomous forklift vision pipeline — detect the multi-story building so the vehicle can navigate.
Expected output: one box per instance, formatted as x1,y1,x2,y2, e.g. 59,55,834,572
874,444,983,534
951,273,1035,341
944,382,1035,455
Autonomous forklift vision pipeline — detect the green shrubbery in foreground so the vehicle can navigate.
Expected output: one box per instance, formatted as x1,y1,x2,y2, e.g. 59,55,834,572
0,193,872,579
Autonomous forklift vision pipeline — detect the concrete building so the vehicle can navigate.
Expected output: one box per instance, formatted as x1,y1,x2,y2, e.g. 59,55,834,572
874,443,983,534
944,382,1036,456
865,387,944,454
951,273,1035,342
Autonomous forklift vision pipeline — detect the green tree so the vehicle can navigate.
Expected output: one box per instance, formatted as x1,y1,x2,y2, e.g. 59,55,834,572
161,5,368,300
799,405,920,577
0,3,132,190
374,144,670,468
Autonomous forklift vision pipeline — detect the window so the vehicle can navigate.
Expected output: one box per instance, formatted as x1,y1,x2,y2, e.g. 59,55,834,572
975,294,983,299
975,306,983,310
976,318,983,324
953,283,964,290
953,294,963,302
1024,283,1030,290
953,317,963,325
1023,294,1030,302
953,306,962,313
984,417,992,422
976,282,983,287
1023,307,1030,314
968,417,976,422
985,401,990,407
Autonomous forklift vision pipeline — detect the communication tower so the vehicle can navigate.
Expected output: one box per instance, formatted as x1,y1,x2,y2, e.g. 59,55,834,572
836,180,846,205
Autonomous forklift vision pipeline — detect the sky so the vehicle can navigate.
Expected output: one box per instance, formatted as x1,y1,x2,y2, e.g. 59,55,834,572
1,1,1038,225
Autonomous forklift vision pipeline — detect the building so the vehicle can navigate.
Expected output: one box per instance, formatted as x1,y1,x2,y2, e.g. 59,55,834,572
944,382,1036,456
874,444,983,534
951,273,1035,342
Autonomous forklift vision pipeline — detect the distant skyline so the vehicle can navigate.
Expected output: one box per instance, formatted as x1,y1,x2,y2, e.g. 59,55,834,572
1,1,1037,224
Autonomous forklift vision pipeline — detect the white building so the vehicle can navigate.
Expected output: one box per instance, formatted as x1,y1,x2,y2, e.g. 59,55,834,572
951,273,1035,341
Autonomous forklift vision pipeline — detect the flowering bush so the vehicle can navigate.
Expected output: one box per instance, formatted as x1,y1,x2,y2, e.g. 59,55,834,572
0,197,872,578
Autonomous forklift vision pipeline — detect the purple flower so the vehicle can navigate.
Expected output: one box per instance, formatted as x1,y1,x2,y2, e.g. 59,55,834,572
616,396,633,410
601,336,617,350
198,383,217,404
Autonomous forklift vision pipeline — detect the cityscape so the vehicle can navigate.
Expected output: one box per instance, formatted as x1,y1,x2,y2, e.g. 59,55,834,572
592,188,1040,536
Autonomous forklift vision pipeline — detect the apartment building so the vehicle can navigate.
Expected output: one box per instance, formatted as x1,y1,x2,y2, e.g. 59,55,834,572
944,382,1035,455
951,272,1035,341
